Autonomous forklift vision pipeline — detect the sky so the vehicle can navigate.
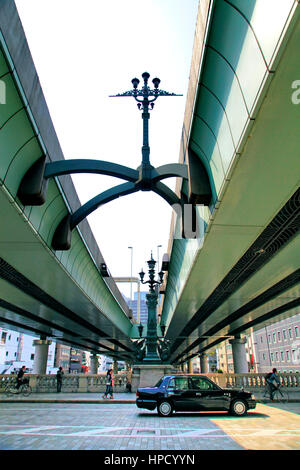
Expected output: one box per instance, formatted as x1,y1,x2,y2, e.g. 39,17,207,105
14,0,199,298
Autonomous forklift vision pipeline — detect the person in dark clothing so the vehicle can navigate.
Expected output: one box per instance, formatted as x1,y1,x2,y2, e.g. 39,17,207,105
266,368,281,400
16,366,26,389
126,366,132,393
102,369,114,399
56,367,64,392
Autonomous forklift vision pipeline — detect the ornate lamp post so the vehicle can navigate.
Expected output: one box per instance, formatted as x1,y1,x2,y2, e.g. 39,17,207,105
20,72,203,252
110,72,182,190
137,252,165,363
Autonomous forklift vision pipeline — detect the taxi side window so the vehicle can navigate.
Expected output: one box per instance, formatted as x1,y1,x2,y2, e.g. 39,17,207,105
190,378,216,390
175,378,189,390
167,378,189,390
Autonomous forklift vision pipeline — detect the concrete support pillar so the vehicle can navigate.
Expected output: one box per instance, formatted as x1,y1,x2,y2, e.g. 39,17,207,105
113,360,118,375
90,354,98,374
188,359,193,374
229,335,248,373
200,353,209,373
32,337,52,374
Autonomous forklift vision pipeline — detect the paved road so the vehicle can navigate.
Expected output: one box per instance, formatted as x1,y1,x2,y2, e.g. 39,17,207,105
0,401,299,451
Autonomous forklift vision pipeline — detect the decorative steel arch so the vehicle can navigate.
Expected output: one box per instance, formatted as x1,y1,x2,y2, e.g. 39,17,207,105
17,73,212,250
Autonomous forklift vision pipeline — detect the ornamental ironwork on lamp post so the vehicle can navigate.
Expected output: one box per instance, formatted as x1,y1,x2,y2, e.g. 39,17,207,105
18,72,214,256
110,71,182,190
137,252,165,363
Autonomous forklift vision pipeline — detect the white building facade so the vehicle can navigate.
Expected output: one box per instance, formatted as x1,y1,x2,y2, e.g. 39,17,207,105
0,328,56,373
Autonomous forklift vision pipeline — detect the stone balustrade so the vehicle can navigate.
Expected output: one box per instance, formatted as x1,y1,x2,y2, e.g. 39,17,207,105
0,372,299,394
206,372,300,390
0,372,129,393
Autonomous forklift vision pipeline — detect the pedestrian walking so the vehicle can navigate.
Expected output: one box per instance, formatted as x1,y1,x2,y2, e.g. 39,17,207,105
126,366,132,393
102,369,114,399
56,366,64,393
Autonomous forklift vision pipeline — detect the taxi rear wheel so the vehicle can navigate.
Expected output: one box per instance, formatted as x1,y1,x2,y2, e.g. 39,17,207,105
229,399,247,416
157,400,173,417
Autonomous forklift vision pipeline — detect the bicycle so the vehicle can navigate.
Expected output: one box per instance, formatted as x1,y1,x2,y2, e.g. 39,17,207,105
263,384,289,402
4,380,32,397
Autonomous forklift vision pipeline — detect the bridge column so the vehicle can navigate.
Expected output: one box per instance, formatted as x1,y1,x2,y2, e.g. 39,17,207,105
90,354,99,374
229,335,248,373
113,360,118,375
200,353,209,373
32,337,52,374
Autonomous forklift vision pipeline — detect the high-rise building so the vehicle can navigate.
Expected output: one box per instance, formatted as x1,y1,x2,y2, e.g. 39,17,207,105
131,291,148,324
122,291,148,324
54,343,71,370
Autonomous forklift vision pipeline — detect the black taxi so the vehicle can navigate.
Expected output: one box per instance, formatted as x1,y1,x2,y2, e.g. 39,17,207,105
136,374,256,417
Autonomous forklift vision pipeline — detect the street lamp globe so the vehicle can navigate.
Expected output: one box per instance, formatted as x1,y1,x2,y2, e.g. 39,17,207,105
152,77,160,89
131,77,140,89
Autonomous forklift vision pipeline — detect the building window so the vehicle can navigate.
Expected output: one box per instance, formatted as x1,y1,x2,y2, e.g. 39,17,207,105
260,336,263,343
273,333,276,343
1,332,7,344
283,330,287,340
268,335,271,343
271,353,274,362
277,331,281,342
295,327,299,338
275,352,279,362
280,351,284,361
30,354,34,360
286,351,290,361
288,329,292,339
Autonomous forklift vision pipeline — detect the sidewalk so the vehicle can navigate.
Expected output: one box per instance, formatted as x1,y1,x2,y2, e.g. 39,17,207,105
0,392,137,403
1,390,299,403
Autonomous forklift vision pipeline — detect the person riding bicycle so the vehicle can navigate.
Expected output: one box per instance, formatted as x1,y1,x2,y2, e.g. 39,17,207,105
16,366,27,389
266,368,281,400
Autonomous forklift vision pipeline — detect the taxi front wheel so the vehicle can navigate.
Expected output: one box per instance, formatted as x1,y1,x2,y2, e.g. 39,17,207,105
229,399,247,416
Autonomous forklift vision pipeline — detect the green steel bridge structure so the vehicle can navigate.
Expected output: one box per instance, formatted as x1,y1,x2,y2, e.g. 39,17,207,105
0,0,299,368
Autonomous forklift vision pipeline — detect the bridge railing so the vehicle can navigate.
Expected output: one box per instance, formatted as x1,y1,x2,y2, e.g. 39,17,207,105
0,373,129,393
0,372,299,394
205,372,300,390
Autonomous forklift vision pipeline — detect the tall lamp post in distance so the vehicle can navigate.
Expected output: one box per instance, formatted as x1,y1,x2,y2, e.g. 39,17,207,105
157,244,162,280
138,253,165,363
128,246,133,311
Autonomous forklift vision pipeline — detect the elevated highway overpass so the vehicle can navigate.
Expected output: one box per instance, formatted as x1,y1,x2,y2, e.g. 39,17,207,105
0,0,299,370
161,0,300,366
0,0,134,363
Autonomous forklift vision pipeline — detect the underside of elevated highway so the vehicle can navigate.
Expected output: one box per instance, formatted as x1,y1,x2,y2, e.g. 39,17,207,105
0,0,299,367
0,0,134,363
161,0,300,366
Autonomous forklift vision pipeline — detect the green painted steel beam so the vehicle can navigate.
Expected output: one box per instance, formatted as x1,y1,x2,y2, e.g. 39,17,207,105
44,159,139,182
